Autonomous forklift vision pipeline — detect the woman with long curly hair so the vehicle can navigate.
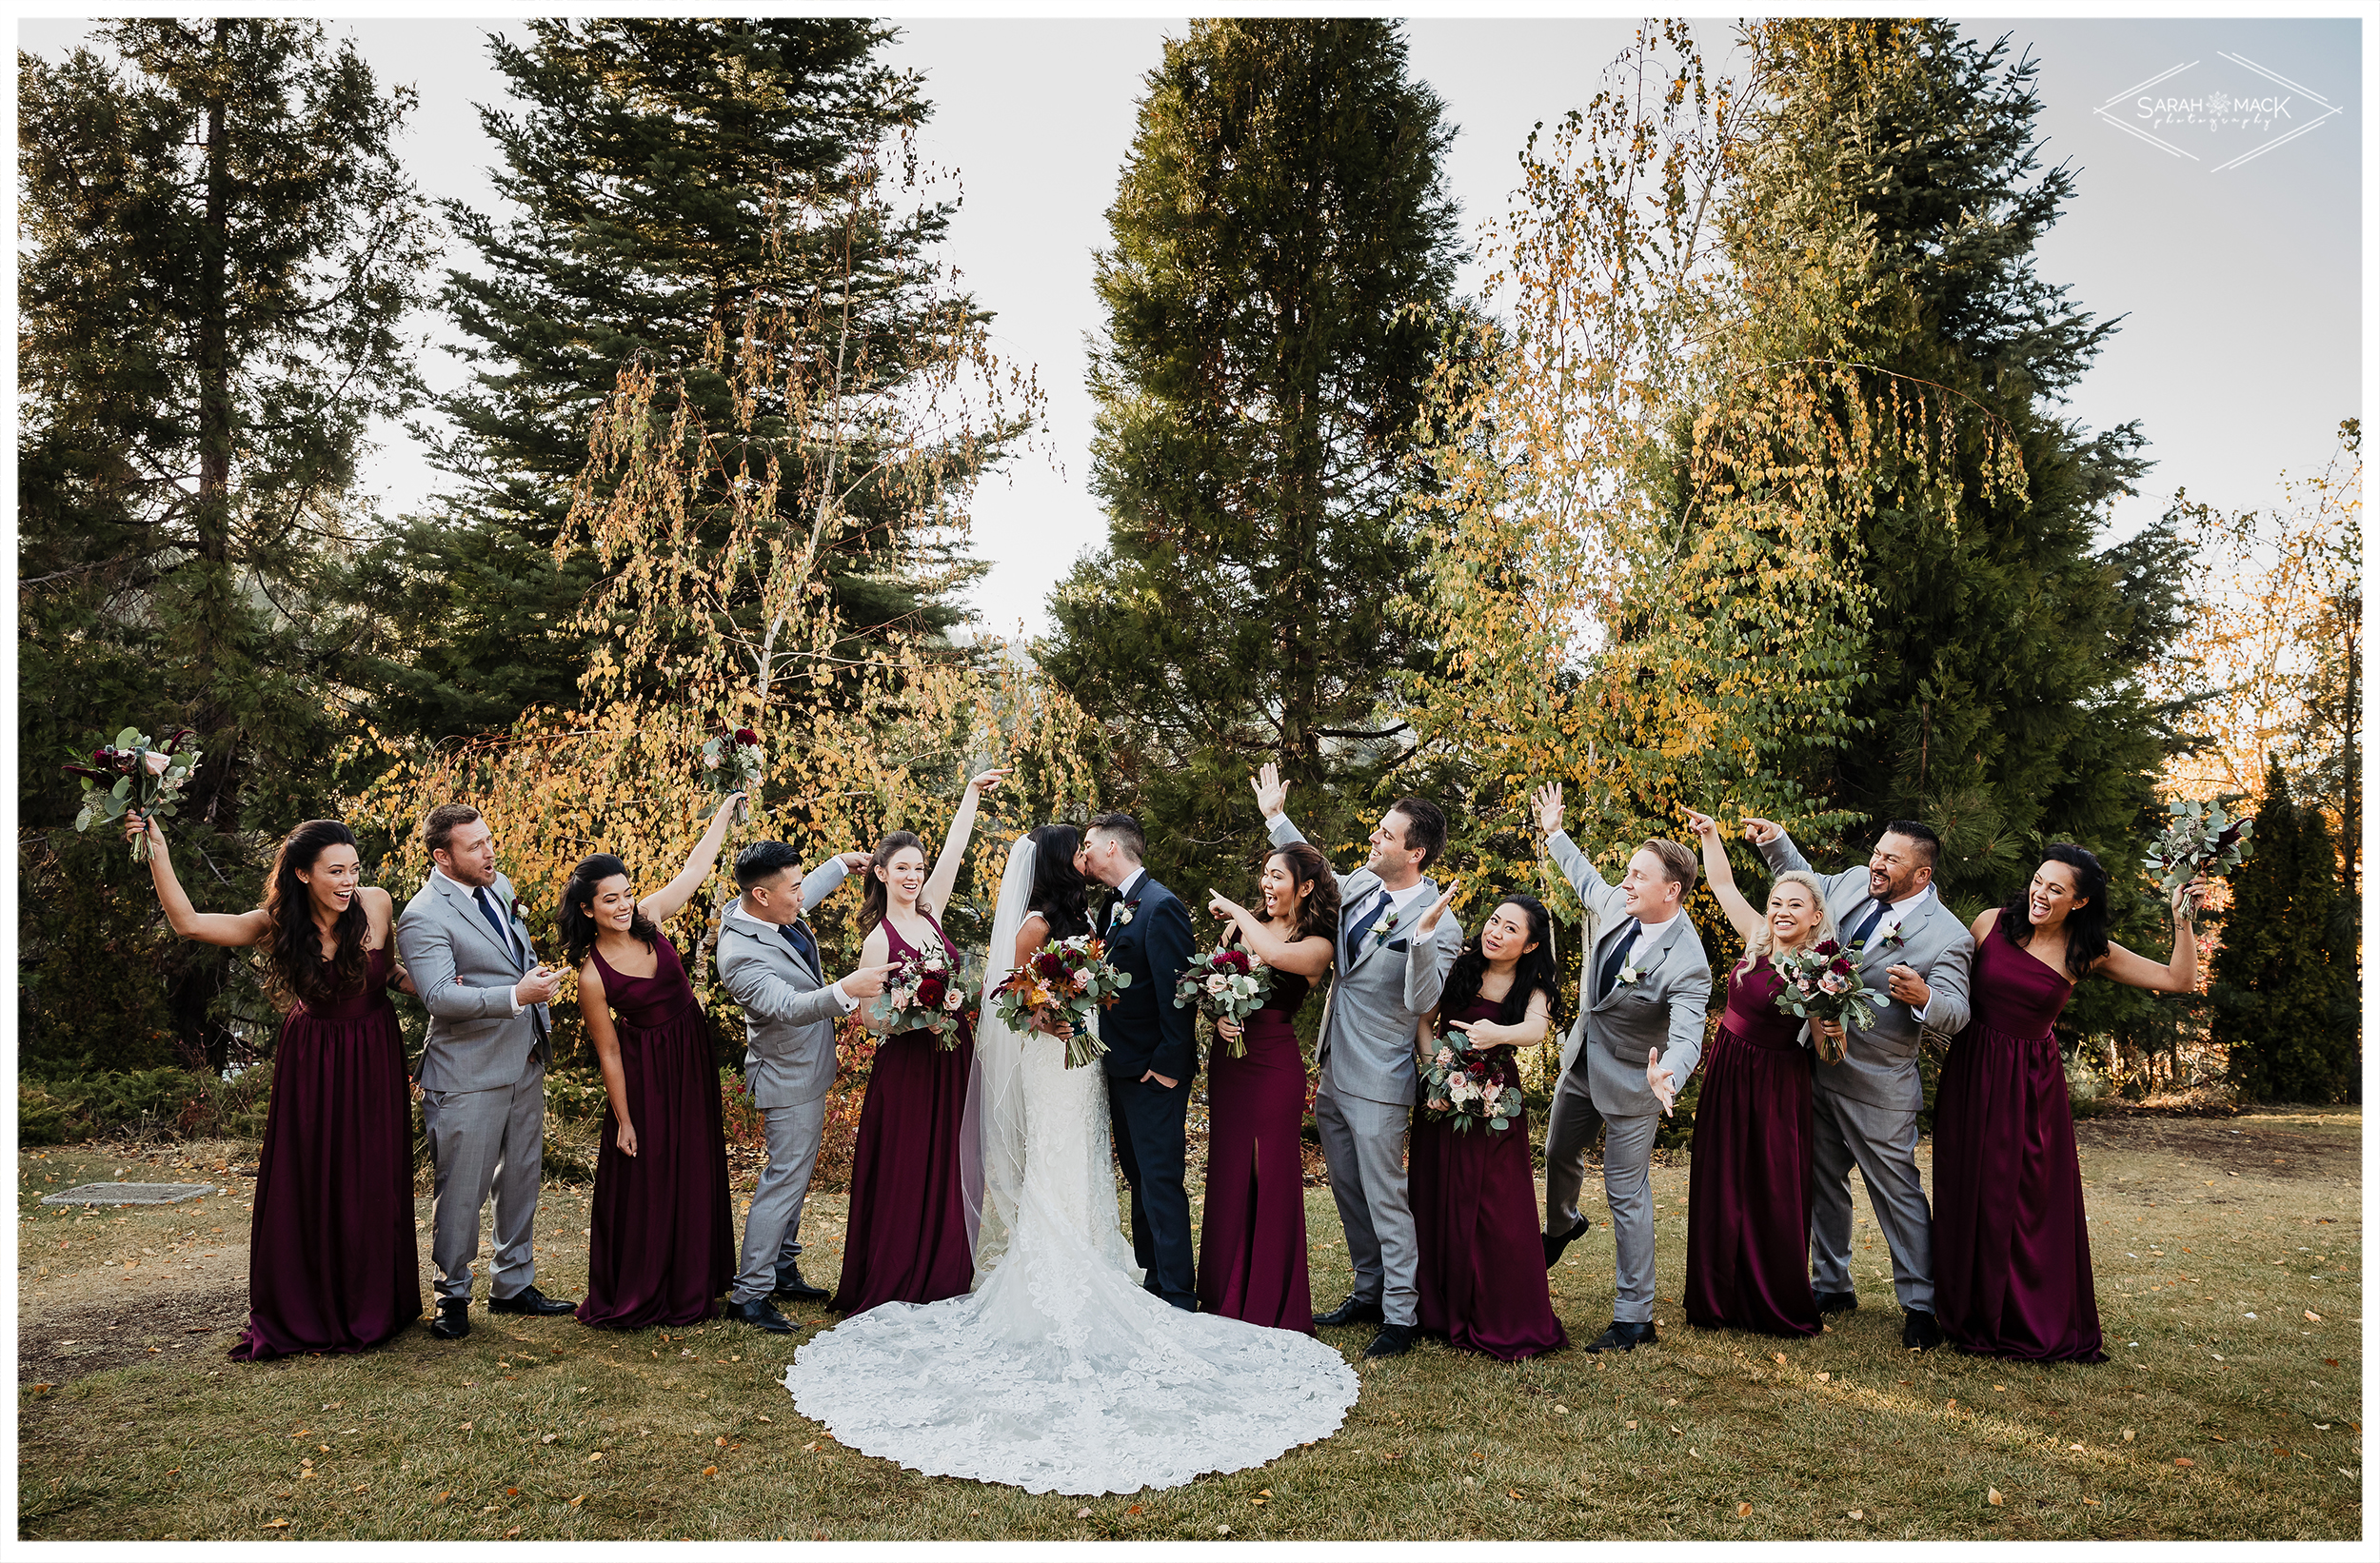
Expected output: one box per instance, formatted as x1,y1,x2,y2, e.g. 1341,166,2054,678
1933,844,2203,1361
1406,889,1568,1359
561,792,746,1329
127,809,421,1360
1200,841,1339,1331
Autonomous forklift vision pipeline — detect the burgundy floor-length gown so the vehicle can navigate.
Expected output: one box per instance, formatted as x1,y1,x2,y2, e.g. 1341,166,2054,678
1683,956,1819,1336
1933,930,2107,1362
231,943,421,1360
1411,997,1567,1360
1196,967,1318,1333
830,912,977,1315
577,933,735,1329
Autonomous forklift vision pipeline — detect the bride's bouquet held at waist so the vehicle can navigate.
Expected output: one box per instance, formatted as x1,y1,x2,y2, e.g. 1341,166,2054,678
1772,939,1882,1064
991,936,1130,1069
1420,1032,1522,1135
870,947,979,1049
1172,943,1271,1058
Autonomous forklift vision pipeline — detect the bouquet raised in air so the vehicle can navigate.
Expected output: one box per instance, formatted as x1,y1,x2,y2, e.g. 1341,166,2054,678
66,726,203,862
1173,943,1272,1058
701,724,764,820
1772,939,1883,1064
991,936,1131,1069
2147,799,2251,920
1420,1028,1523,1135
870,946,979,1049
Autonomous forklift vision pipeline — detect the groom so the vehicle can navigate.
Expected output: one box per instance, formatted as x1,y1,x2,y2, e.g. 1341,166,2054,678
1079,813,1200,1310
1258,763,1462,1359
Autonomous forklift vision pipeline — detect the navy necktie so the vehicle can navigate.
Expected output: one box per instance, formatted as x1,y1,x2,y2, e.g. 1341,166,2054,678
476,887,519,967
1344,886,1390,966
1595,918,1640,1003
781,920,818,975
1845,899,1888,954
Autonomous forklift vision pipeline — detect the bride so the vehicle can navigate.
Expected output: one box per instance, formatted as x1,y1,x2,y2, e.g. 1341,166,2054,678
783,828,1359,1495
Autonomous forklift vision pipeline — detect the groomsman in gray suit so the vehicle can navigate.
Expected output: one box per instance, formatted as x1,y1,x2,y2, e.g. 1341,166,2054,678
1740,814,1973,1350
714,841,893,1332
397,803,575,1339
1256,762,1462,1359
1534,783,1713,1353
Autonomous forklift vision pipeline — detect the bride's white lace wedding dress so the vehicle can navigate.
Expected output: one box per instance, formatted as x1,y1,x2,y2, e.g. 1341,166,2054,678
783,837,1359,1495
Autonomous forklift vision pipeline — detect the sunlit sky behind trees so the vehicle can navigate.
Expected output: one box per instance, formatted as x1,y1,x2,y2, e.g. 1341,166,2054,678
18,9,2363,635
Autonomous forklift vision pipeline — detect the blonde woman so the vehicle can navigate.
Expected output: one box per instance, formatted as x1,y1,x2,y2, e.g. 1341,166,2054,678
1678,807,1838,1337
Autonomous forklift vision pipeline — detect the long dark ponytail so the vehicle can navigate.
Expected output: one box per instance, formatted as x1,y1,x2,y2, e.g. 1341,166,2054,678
263,821,370,1012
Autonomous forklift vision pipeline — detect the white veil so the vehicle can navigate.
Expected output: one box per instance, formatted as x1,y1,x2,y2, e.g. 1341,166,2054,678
958,834,1034,1278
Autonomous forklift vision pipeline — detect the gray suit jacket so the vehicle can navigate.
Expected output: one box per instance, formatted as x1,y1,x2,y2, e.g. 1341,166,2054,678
714,860,854,1111
1755,828,1975,1113
1547,830,1714,1118
1269,814,1462,1108
399,869,552,1094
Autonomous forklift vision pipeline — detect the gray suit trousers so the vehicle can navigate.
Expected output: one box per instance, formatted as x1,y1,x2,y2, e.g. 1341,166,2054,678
1313,1063,1418,1328
731,1095,828,1304
421,1058,547,1302
1543,1062,1662,1324
1809,1081,1934,1311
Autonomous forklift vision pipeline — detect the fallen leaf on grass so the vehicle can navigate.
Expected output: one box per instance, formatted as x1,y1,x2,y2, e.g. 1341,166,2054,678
1076,1507,1093,1518
2082,1497,2101,1506
1815,1372,1831,1382
2173,1458,2194,1468
264,1519,290,1531
505,1528,521,1539
2209,1434,2228,1442
1126,1505,1143,1515
1988,1489,2004,1506
701,1465,719,1477
569,1495,585,1508
714,1436,729,1448
1847,1510,1864,1520
542,1434,559,1444
1735,1502,1753,1517
2305,1311,2322,1322
2123,1430,2135,1441
436,1491,451,1504
1772,1353,1787,1366
586,1452,605,1462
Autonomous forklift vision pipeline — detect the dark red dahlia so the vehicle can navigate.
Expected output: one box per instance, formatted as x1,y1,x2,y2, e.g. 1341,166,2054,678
1814,940,1840,957
917,974,946,1009
1830,957,1854,976
734,727,759,746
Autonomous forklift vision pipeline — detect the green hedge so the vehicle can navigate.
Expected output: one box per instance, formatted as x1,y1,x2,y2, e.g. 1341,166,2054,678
17,1065,276,1146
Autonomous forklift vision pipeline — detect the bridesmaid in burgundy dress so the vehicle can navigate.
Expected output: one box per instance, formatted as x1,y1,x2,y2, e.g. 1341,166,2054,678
1407,891,1567,1360
831,767,1007,1314
129,811,421,1359
1934,845,2202,1362
1678,808,1833,1336
565,793,747,1329
1198,843,1339,1332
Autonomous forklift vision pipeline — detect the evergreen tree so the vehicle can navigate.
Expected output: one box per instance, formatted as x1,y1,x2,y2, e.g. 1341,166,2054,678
354,17,1002,740
18,19,434,1070
1041,18,1464,891
1742,22,2194,907
2213,759,2356,1103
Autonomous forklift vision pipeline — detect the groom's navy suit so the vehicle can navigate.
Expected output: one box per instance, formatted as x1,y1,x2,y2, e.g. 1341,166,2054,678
1097,866,1199,1309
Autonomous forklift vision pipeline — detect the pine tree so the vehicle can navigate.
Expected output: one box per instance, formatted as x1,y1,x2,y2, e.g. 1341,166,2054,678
1743,22,2194,907
19,19,434,1070
1041,18,1464,891
353,18,1004,741
2213,759,2355,1103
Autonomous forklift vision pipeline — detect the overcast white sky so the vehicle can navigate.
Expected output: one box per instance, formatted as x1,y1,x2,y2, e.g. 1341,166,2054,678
18,9,2368,637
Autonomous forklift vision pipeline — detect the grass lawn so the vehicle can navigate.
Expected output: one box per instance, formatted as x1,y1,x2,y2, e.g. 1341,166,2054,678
15,1107,2362,1540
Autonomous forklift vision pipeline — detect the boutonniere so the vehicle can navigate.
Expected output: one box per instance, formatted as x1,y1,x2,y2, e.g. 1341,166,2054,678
1616,962,1643,987
1370,908,1401,944
1112,900,1137,928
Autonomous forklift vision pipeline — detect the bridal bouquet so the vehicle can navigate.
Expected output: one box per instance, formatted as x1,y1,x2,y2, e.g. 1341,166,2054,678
2146,798,2251,918
870,946,978,1049
1771,939,1882,1064
1419,1031,1522,1135
701,724,764,821
991,936,1130,1069
1173,944,1272,1058
65,726,203,863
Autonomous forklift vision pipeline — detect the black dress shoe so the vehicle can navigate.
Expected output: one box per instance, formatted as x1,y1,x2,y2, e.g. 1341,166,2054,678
427,1300,469,1340
773,1265,829,1302
1584,1319,1657,1354
489,1284,575,1316
1313,1295,1386,1329
1362,1323,1413,1358
1815,1290,1858,1315
1543,1215,1590,1270
1902,1309,1943,1351
726,1297,795,1334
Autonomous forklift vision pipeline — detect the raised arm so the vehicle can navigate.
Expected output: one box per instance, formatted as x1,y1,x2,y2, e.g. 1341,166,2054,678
2093,881,2204,994
127,812,268,947
800,853,866,915
642,793,745,927
1204,890,1335,979
1681,806,1762,945
1256,762,1355,893
922,768,1008,921
1405,883,1463,1017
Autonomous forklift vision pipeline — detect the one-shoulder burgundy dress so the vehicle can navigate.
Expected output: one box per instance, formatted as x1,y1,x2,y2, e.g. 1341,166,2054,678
1932,930,2106,1362
577,932,736,1329
232,943,422,1360
1197,964,1318,1333
829,911,978,1314
1683,955,1819,1336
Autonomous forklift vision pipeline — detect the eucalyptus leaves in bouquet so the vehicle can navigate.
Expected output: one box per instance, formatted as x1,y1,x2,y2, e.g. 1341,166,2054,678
2146,798,2251,924
65,726,202,862
702,724,764,821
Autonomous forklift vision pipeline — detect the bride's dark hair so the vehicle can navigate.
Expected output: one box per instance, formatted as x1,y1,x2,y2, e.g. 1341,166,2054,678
1025,823,1092,940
